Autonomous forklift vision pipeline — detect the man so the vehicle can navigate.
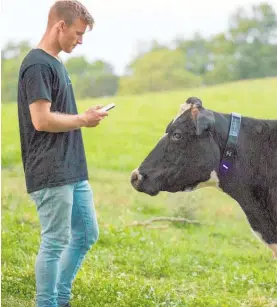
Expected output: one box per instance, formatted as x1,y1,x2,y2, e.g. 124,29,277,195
17,1,108,306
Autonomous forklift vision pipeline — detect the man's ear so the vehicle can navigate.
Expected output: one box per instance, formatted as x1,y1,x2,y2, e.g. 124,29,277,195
57,20,67,32
191,106,215,135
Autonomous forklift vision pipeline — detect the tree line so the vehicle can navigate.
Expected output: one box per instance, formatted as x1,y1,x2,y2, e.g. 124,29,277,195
2,2,277,102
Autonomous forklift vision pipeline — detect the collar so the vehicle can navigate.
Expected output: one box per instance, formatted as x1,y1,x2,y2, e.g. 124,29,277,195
219,112,242,175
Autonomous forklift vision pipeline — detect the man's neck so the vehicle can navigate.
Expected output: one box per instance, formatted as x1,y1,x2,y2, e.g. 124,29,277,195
36,45,62,63
36,34,62,62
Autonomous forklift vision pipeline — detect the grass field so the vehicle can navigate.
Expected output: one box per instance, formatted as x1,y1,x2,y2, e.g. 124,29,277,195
2,77,277,306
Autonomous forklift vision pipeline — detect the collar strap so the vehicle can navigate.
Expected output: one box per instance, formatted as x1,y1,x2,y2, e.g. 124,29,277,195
219,112,242,175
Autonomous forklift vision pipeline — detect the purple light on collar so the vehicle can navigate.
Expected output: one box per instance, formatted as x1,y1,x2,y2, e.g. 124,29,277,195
220,161,231,174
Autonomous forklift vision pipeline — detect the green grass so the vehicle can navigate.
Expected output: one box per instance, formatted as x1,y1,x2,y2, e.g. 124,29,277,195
2,77,277,306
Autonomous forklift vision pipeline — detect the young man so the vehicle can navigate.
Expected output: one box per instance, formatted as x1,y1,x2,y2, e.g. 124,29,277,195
17,1,108,306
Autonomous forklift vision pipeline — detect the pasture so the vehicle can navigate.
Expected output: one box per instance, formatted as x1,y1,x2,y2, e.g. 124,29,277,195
2,77,277,306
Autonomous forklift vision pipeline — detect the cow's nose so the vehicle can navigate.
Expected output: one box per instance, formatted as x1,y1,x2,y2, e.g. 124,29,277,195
131,168,143,187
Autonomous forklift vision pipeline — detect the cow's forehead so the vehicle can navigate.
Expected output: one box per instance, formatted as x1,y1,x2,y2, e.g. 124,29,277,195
172,102,193,124
167,111,190,132
167,99,202,131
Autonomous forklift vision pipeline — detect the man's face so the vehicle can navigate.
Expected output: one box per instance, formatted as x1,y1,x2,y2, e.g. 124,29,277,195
58,18,87,53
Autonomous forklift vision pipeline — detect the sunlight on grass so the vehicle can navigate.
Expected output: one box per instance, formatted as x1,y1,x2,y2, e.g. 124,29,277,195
2,78,277,306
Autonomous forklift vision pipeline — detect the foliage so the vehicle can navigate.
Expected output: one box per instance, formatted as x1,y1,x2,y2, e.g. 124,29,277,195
1,3,277,100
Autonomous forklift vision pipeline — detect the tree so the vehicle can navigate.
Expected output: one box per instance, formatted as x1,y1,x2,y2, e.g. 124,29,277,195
228,3,277,79
65,56,90,76
65,58,119,98
229,3,277,44
118,48,201,95
176,33,211,76
2,41,32,102
2,3,277,100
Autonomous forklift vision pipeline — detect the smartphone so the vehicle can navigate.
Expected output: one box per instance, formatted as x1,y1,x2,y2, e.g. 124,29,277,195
101,103,115,112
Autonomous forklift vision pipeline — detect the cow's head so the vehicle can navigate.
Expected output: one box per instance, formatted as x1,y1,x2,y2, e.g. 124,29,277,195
131,97,222,196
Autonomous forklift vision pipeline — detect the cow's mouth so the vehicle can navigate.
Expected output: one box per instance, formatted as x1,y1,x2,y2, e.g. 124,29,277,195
131,169,161,196
134,182,160,196
131,168,203,196
137,182,199,196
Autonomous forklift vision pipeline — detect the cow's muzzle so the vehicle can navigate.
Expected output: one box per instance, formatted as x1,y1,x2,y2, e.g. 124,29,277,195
131,168,143,190
131,168,160,196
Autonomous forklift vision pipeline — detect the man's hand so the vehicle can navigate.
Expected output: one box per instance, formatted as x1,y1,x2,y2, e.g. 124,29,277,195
29,101,109,132
81,105,109,127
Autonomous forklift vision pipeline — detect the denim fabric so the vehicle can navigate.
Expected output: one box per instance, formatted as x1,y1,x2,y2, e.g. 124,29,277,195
30,180,99,307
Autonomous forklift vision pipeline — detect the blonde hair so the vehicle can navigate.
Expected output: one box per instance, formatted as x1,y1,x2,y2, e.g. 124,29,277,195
48,0,94,30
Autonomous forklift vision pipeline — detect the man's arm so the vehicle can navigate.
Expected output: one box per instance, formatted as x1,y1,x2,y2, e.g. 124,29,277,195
30,100,107,133
23,64,107,133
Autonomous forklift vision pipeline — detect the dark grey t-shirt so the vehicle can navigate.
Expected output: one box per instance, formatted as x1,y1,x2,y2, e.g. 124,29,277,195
17,49,88,193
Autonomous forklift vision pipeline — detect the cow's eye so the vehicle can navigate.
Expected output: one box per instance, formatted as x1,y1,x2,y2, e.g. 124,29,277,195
172,132,182,140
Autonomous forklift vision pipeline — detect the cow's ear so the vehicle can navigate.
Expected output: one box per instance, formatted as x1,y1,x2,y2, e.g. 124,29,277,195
191,106,215,135
186,97,202,108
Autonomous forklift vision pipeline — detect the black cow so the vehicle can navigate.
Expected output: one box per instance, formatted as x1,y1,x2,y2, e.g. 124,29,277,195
131,97,277,258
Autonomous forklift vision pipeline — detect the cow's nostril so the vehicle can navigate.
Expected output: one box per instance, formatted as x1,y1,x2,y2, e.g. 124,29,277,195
131,169,143,186
131,171,138,183
139,172,147,179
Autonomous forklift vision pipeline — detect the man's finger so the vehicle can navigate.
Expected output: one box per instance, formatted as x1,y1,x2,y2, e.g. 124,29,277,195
97,110,109,116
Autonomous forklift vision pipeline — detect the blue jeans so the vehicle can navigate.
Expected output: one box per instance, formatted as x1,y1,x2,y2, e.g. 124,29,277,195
30,180,99,307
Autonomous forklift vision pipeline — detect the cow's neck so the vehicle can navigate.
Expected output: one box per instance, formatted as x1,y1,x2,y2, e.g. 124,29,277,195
212,111,277,176
211,112,231,156
213,111,277,148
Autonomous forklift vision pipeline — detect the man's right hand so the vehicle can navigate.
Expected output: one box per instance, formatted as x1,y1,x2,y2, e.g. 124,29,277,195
81,105,109,127
29,100,109,133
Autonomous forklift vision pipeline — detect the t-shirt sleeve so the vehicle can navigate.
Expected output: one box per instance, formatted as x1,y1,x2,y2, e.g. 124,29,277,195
22,64,53,105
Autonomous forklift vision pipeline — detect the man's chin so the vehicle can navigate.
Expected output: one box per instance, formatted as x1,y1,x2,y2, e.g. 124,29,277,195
62,48,74,54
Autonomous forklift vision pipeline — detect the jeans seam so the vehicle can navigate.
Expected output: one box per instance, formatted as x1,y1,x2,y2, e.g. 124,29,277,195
75,188,89,248
64,193,89,293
